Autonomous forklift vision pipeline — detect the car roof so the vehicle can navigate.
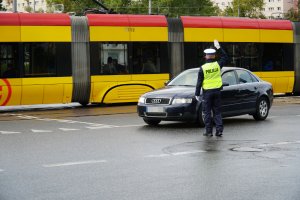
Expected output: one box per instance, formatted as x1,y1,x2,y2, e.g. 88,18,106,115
187,66,248,73
186,66,261,81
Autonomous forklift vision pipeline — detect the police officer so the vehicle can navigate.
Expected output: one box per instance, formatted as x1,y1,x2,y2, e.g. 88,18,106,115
195,40,228,137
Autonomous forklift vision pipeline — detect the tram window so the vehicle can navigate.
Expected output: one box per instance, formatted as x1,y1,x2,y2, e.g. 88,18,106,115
159,43,169,73
23,43,71,77
90,42,169,75
283,44,294,71
56,43,72,76
242,43,260,71
0,43,19,78
261,43,283,71
90,43,99,75
100,43,128,75
184,43,199,69
132,42,165,74
223,43,242,68
24,43,56,77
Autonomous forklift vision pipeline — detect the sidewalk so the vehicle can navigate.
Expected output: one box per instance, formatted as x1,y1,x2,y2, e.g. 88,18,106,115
273,96,300,105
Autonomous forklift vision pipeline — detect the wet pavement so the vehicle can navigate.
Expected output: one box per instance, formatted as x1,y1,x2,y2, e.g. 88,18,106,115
0,97,299,200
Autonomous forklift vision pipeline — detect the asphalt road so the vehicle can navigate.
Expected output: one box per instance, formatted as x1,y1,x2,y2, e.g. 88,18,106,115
0,101,300,200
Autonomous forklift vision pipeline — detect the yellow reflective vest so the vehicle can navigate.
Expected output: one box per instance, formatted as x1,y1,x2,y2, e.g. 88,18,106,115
202,61,222,90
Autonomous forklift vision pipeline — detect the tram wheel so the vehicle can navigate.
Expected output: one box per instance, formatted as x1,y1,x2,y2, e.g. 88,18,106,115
79,102,89,107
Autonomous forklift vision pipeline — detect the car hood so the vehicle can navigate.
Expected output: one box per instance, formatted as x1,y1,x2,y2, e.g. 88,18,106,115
143,86,197,98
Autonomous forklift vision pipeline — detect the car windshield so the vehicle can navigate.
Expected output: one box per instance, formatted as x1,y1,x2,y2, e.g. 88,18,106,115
168,69,198,86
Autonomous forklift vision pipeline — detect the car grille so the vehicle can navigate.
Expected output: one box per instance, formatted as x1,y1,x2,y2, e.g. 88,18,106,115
145,98,170,105
145,112,167,117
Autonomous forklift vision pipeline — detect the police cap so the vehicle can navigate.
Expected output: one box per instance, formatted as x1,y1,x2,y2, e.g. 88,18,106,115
204,48,216,55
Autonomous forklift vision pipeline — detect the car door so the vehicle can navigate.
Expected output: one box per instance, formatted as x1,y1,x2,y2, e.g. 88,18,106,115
236,70,259,113
221,70,242,116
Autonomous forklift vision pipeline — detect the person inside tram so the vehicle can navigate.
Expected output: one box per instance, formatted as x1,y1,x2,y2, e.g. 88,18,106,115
103,57,117,74
132,55,143,74
263,60,274,71
141,58,156,73
113,59,128,74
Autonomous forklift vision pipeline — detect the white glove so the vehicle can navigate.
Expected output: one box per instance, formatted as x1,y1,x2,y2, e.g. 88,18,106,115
195,96,200,102
214,39,220,49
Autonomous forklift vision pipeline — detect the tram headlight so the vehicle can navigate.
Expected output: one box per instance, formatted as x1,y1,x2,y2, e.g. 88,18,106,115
138,96,145,104
172,98,193,104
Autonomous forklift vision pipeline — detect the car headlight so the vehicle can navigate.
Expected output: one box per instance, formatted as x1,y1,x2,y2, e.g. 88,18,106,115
138,96,145,104
172,98,193,104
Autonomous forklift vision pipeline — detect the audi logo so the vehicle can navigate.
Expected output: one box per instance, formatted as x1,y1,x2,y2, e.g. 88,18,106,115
151,99,162,104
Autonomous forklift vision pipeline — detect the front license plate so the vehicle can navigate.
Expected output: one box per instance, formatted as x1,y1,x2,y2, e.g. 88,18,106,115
147,106,164,113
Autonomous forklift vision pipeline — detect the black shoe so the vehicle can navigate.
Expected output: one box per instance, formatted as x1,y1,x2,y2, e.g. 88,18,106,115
203,132,213,137
215,132,223,137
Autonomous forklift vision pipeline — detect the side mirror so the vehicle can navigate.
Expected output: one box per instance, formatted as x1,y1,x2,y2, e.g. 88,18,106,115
222,81,230,87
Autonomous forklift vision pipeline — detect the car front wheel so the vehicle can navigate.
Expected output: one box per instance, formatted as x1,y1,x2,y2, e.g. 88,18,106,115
143,118,161,126
253,97,269,121
196,105,205,127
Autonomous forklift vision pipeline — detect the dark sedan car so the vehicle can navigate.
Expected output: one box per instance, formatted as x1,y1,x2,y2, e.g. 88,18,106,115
137,67,273,126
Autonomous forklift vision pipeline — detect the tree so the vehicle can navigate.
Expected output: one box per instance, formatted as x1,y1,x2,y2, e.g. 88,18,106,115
23,0,32,12
167,0,219,17
45,0,218,16
0,0,6,11
284,1,300,21
107,0,219,16
3,0,13,11
24,6,33,12
223,0,265,18
46,0,94,14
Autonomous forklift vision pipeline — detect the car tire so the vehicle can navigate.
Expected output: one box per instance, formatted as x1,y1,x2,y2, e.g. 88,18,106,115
253,97,269,121
79,101,88,107
196,105,205,127
143,118,161,126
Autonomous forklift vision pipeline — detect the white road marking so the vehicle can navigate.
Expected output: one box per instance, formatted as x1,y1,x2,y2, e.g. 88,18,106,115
41,118,105,126
115,124,144,128
36,118,104,126
85,124,144,130
43,160,107,168
145,150,206,158
86,125,116,129
0,169,4,172
16,115,38,119
1,113,16,116
172,150,206,155
267,116,279,119
0,131,21,134
145,154,170,158
258,140,300,147
13,114,106,126
59,128,80,131
31,129,53,133
5,114,144,130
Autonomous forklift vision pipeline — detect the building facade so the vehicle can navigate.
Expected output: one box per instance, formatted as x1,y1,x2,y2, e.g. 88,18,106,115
3,0,47,13
212,0,298,19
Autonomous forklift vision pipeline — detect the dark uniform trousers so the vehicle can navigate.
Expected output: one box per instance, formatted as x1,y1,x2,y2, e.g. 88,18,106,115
202,89,223,133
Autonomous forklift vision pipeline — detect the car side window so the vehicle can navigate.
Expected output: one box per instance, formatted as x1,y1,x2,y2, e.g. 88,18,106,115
250,73,259,82
236,70,253,84
222,71,237,86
